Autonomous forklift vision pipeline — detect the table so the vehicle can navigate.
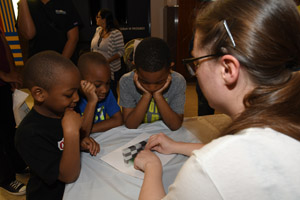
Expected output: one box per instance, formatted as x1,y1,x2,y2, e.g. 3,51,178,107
183,114,232,143
63,114,231,200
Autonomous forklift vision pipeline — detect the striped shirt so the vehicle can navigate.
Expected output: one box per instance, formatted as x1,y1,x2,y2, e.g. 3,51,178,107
91,27,124,80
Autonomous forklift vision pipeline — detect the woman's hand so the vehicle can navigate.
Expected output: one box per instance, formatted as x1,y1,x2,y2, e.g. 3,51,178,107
134,150,162,172
145,133,177,154
147,133,205,157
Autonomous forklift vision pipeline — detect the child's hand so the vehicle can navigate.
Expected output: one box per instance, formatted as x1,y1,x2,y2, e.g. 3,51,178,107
80,80,98,103
133,72,151,96
62,110,82,137
134,150,162,172
145,132,177,154
153,74,172,98
80,137,100,156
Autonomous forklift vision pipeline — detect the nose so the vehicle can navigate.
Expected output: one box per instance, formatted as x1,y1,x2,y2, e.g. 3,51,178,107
73,91,79,103
147,84,161,93
98,84,109,94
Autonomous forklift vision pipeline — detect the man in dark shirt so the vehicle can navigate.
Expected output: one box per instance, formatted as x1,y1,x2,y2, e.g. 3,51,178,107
17,0,80,60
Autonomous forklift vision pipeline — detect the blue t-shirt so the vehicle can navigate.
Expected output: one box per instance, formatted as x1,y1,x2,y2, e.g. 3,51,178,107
76,90,120,123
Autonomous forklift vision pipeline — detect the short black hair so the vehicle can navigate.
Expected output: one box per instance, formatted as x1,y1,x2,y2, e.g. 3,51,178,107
77,52,109,77
23,50,76,90
134,37,171,72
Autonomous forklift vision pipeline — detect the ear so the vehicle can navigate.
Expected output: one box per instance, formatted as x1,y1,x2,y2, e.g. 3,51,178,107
31,86,47,103
170,62,175,68
219,55,240,86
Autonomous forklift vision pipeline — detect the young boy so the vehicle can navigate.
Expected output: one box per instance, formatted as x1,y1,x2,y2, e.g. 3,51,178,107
76,52,123,137
119,37,186,131
15,51,100,200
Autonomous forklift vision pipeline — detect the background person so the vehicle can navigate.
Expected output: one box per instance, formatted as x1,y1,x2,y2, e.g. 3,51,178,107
17,0,80,61
0,25,27,196
91,8,124,100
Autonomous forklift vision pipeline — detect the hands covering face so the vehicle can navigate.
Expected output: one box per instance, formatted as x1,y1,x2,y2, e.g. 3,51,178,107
80,80,98,103
133,72,172,96
153,75,172,98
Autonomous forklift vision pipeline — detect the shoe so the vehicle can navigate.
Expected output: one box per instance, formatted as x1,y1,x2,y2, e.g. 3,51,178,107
1,180,26,196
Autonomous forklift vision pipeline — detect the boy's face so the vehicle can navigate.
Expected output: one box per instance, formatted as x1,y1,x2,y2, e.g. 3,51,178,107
137,68,170,93
83,64,110,101
42,67,81,118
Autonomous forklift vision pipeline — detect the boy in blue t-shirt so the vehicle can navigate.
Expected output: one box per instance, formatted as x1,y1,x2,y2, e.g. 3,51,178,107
76,52,123,137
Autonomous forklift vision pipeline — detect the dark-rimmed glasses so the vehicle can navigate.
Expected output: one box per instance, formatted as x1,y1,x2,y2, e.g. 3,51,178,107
182,54,221,76
182,20,236,76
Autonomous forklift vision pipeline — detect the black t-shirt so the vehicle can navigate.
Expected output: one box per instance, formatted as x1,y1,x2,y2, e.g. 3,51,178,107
27,0,80,57
0,27,10,86
16,108,65,200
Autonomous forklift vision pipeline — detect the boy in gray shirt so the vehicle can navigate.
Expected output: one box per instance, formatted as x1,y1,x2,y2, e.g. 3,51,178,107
119,37,186,131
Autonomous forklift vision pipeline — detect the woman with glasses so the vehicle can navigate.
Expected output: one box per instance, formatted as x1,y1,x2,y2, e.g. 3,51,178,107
91,8,124,100
134,0,300,199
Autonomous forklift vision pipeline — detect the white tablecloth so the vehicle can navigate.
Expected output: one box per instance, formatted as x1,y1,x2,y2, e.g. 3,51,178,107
63,121,200,200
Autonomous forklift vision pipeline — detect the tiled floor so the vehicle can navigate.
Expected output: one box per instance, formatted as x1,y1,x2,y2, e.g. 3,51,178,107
0,81,199,200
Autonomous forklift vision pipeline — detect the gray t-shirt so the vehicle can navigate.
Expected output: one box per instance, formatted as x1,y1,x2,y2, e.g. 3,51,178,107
119,70,186,123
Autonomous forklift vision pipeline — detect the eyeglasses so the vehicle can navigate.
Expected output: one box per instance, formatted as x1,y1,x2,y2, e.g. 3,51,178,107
182,54,221,76
182,20,236,76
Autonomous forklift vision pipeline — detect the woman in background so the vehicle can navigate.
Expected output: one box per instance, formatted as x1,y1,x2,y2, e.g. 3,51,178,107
91,8,124,100
134,0,300,199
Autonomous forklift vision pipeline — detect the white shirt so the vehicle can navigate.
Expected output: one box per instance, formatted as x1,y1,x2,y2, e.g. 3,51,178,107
163,127,300,200
91,27,124,79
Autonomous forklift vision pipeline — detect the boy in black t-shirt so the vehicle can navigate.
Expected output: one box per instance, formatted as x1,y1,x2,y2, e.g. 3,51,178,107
15,51,100,200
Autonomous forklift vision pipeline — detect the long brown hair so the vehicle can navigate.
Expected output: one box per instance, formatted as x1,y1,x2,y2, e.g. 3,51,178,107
195,0,300,141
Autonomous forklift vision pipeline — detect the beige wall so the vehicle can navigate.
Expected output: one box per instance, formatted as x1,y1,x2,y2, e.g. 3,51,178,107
150,0,167,38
